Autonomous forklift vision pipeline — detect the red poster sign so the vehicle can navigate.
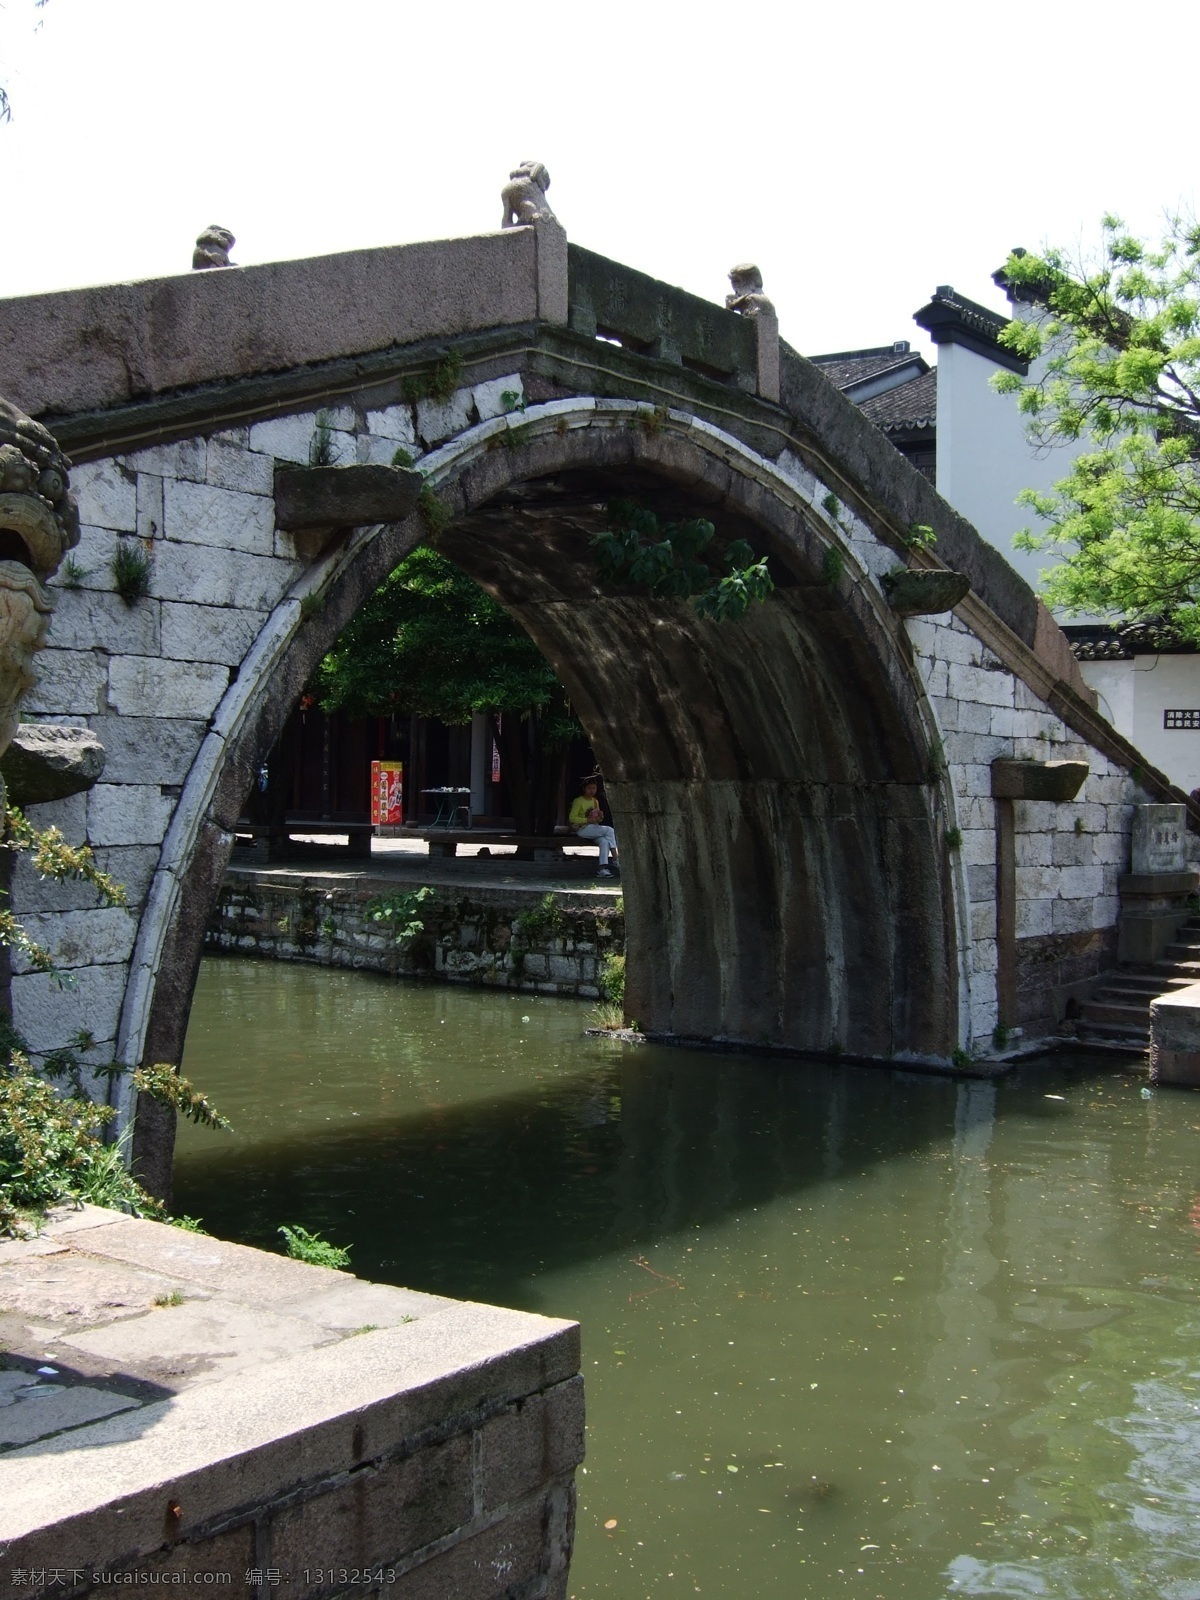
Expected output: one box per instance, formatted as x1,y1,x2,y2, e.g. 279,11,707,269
370,760,403,824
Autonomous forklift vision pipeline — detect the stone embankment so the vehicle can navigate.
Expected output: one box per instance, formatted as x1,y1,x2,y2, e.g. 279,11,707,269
206,865,625,1000
0,1205,582,1596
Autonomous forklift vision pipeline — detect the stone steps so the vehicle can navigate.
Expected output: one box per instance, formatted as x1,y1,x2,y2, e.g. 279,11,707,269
1075,934,1200,1052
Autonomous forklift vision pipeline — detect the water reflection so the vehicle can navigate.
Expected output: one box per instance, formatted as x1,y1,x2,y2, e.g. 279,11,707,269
176,957,1200,1599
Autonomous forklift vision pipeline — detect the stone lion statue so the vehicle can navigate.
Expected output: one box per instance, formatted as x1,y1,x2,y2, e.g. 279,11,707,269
501,162,556,228
193,225,236,270
0,398,80,763
726,263,775,318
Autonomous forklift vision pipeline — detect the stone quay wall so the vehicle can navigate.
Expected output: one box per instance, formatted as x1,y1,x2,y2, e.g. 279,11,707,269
0,1205,583,1600
206,867,624,1000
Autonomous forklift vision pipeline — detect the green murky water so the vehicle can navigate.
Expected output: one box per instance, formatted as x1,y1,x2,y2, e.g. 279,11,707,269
175,956,1200,1599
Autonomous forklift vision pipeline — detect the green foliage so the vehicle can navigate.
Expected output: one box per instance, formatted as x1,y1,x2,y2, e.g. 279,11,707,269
945,826,963,851
820,545,845,589
315,546,579,836
391,446,415,468
110,540,151,607
60,557,87,589
298,591,325,620
598,951,626,1006
992,1022,1011,1050
591,500,773,621
132,1061,231,1130
403,352,463,406
317,547,568,727
0,807,125,976
0,808,230,1236
0,1054,163,1234
951,1046,973,1070
515,892,562,943
589,1000,625,1032
418,484,452,541
903,523,937,551
309,412,336,467
278,1223,351,1269
363,885,435,944
821,492,841,520
499,389,524,415
996,216,1200,635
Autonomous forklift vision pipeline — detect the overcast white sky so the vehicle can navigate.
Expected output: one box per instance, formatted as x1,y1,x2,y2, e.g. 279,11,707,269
1,0,1197,363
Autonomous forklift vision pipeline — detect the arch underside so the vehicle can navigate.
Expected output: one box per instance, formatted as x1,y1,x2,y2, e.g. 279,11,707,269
436,433,958,1059
136,412,960,1194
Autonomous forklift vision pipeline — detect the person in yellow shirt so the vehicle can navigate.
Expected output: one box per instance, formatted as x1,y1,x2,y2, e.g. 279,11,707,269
569,777,619,878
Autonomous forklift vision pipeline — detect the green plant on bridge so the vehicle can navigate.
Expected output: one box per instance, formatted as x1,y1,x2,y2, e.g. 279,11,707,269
110,540,152,607
0,805,230,1236
591,500,774,621
403,351,463,406
363,885,435,944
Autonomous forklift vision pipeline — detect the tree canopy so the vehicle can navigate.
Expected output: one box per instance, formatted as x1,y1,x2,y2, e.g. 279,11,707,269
996,215,1200,638
315,547,578,833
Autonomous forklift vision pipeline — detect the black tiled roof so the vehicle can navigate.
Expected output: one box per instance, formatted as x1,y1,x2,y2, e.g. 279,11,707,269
810,347,921,389
860,368,936,432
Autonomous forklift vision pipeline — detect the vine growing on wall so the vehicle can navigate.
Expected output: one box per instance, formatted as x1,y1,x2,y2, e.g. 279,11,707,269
590,500,774,620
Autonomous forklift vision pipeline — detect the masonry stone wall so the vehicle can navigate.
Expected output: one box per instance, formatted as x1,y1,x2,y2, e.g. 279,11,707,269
11,375,529,1074
206,869,623,1000
6,377,1169,1090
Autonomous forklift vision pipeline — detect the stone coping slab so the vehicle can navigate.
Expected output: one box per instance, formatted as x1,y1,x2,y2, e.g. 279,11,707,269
0,1206,581,1588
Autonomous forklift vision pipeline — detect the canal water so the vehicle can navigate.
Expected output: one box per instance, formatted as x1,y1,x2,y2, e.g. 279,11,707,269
175,956,1200,1600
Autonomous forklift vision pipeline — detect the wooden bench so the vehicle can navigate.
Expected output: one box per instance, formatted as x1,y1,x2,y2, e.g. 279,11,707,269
419,831,597,862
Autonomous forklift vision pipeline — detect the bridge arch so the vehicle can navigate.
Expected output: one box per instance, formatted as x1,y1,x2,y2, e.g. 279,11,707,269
120,397,966,1178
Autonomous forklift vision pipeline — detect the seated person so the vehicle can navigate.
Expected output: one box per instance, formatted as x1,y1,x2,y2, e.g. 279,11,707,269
569,778,619,879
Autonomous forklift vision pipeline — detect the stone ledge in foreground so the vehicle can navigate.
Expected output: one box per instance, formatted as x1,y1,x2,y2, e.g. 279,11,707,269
0,1205,582,1598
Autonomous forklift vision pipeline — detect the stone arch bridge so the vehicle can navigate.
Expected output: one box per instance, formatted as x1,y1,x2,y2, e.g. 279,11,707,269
0,216,1182,1186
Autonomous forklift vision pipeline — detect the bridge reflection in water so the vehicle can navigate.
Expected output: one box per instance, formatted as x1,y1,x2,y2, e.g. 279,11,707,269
176,957,1200,1599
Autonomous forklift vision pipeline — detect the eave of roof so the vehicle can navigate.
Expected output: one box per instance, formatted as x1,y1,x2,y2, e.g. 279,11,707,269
913,287,1028,376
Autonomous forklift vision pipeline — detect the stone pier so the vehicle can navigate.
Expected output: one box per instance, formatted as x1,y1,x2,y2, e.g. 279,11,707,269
0,1207,582,1597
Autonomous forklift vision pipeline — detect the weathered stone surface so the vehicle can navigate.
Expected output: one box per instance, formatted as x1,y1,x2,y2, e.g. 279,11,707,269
365,403,419,445
1132,803,1187,875
107,656,228,720
164,477,275,555
0,724,106,807
248,412,317,464
83,716,205,785
416,389,475,447
0,230,542,417
12,906,136,974
273,463,423,532
991,758,1090,802
24,649,108,717
47,587,161,654
0,1206,581,1591
87,782,174,846
69,459,136,532
149,542,298,609
474,374,525,420
205,437,274,495
121,439,207,483
1150,982,1200,1087
0,1382,138,1448
160,601,262,666
10,961,126,1052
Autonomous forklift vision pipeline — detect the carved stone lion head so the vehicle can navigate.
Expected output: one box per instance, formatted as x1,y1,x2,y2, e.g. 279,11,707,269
0,398,80,758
